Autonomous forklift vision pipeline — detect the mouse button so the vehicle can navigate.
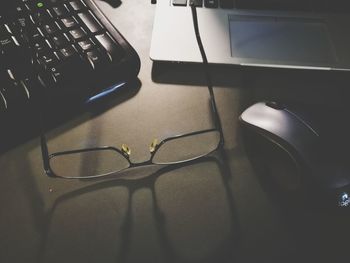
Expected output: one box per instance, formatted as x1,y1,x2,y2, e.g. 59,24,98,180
265,101,286,110
240,102,285,130
241,102,318,144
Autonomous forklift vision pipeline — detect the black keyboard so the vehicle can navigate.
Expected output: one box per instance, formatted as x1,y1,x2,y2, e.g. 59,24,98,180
0,0,140,119
173,0,350,13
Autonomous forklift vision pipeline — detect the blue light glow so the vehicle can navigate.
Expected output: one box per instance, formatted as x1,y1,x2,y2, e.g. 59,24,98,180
339,192,350,207
86,82,126,103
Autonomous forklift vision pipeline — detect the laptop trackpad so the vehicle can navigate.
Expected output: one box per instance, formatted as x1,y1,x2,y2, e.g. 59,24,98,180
229,16,336,66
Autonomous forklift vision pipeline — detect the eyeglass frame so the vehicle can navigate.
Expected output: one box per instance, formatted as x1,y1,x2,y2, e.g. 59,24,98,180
40,92,224,179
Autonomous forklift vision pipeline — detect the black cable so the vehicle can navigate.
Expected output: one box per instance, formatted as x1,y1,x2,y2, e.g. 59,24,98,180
190,5,213,93
190,5,224,138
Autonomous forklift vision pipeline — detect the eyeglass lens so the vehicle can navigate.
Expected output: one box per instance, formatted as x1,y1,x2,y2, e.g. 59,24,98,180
49,130,221,178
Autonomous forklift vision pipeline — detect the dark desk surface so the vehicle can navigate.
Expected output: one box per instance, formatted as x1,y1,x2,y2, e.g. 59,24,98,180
1,1,350,263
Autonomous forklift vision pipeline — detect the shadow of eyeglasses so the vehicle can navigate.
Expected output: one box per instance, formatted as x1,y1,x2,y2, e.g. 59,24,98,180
36,150,242,263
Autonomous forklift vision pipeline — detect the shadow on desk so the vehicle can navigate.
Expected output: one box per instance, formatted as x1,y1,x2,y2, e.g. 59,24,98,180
0,79,141,155
35,150,242,263
152,62,245,88
99,0,122,8
152,61,350,111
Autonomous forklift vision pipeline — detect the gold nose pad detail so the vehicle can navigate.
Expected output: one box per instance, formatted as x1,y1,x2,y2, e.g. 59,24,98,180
121,144,131,156
150,139,159,153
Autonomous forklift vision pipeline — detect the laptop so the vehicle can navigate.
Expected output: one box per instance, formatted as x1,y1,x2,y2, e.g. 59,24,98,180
150,0,350,71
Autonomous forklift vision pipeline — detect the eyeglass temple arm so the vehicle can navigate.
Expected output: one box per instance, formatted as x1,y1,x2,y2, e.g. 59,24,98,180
190,5,224,141
40,133,51,172
39,111,51,173
210,95,224,136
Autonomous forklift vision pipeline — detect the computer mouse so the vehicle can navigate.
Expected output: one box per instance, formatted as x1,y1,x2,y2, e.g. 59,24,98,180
239,101,350,209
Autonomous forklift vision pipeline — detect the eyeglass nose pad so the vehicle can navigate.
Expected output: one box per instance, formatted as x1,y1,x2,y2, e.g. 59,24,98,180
121,144,131,156
150,139,159,153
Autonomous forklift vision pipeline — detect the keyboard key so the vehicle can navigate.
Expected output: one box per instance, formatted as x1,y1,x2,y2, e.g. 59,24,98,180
10,81,31,106
17,79,31,100
220,0,234,8
0,71,30,109
95,33,124,62
0,35,20,54
47,66,64,84
28,27,44,42
1,29,34,76
52,33,70,48
78,12,102,34
173,0,187,6
0,90,7,113
52,5,69,17
189,0,203,7
16,15,34,31
13,3,28,18
49,46,91,85
204,0,218,8
69,0,87,11
0,24,13,35
33,39,52,54
30,10,52,25
21,77,44,100
38,52,57,69
0,71,14,97
78,38,95,51
58,45,78,60
42,22,60,35
69,27,87,40
86,49,109,70
61,17,78,29
47,0,61,5
23,1,40,12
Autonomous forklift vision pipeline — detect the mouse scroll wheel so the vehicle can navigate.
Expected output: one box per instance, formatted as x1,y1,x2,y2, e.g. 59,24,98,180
266,101,286,110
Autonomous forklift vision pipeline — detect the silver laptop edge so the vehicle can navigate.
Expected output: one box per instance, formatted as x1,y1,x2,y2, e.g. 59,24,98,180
150,1,350,71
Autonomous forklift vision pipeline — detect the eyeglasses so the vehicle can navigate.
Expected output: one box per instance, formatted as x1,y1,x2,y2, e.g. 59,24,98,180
40,80,224,179
40,6,223,179
40,93,223,178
